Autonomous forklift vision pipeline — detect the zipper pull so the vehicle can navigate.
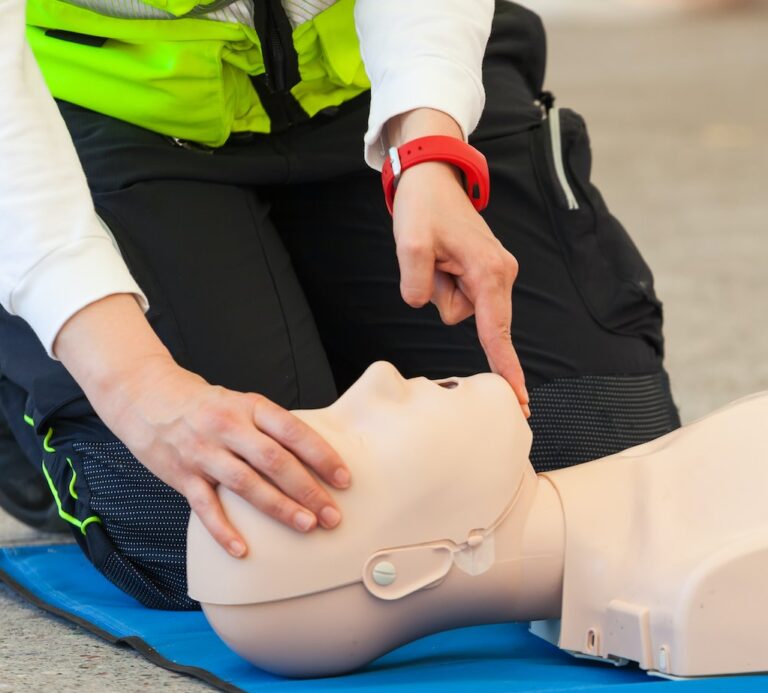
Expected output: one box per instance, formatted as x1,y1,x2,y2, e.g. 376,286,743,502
534,90,556,119
167,136,214,154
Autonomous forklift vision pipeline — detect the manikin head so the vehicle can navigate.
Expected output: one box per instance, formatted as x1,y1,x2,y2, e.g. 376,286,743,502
187,361,534,676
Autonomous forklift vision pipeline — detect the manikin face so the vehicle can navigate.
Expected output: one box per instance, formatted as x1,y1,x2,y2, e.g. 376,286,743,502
188,360,531,607
295,360,524,473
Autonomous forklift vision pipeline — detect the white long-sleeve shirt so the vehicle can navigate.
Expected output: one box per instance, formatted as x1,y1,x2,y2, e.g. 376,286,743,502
0,0,493,356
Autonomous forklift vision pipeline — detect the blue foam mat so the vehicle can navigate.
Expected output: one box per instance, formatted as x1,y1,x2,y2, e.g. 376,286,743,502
0,544,764,693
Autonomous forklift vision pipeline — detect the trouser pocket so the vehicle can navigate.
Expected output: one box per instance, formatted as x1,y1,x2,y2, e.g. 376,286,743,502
530,103,665,356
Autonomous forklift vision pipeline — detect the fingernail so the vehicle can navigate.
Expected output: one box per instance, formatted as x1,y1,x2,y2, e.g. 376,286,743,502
229,540,246,558
294,511,316,532
320,506,341,529
334,468,351,488
522,403,531,419
522,386,530,404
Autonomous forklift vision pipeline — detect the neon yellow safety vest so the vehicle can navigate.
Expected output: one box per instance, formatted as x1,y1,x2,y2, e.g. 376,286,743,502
26,0,371,147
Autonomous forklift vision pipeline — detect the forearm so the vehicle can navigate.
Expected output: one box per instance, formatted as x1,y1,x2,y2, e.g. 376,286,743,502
53,294,179,429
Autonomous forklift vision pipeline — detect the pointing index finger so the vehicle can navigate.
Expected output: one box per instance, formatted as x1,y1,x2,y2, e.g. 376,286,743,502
474,285,529,410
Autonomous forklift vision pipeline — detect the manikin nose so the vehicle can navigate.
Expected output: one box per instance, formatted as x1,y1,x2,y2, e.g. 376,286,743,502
358,361,410,402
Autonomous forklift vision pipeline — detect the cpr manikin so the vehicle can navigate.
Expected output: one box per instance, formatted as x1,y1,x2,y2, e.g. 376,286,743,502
187,361,768,679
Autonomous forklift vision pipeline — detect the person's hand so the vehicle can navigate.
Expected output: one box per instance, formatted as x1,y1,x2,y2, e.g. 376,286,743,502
109,357,350,557
54,295,351,558
386,109,530,417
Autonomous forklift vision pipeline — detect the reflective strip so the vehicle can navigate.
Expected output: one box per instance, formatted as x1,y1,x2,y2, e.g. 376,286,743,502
283,0,334,27
41,461,102,535
43,427,56,453
63,0,175,19
24,414,100,533
80,516,102,532
61,0,253,23
549,107,580,211
67,457,80,500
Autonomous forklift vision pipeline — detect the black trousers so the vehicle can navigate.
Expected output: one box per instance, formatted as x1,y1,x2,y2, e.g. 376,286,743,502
0,3,679,609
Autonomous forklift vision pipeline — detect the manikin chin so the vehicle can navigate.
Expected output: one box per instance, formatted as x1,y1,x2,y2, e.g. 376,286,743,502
187,361,768,679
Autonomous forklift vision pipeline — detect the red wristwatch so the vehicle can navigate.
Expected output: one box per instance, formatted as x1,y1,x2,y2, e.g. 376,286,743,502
380,135,490,215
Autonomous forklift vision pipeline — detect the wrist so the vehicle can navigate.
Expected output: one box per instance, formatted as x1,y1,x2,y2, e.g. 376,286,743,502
95,352,183,430
385,108,463,149
399,159,463,190
54,294,177,421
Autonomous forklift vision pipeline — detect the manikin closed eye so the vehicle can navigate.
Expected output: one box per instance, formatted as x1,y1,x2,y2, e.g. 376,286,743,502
187,361,768,679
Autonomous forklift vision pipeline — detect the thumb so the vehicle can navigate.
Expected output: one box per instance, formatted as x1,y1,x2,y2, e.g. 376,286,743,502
432,271,475,325
396,236,436,308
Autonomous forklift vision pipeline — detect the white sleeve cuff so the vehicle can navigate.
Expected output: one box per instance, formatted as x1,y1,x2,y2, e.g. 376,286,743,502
10,236,149,358
363,57,485,170
354,0,494,170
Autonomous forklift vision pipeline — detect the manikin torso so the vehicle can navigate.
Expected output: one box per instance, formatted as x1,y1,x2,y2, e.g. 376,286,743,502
187,362,768,679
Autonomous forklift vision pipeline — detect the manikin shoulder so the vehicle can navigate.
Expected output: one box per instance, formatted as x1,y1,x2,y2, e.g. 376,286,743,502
536,391,768,678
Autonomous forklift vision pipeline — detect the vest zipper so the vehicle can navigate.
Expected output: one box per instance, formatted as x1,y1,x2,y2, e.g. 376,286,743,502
250,1,305,131
265,1,288,93
261,0,299,95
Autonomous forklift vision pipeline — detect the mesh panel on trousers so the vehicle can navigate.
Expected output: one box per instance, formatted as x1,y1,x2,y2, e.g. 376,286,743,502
99,551,191,610
75,440,197,610
528,372,680,473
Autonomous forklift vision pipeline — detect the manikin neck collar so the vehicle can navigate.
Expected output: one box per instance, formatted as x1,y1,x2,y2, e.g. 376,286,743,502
361,469,536,601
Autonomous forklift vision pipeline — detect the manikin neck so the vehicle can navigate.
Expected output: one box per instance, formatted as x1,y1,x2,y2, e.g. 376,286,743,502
480,467,566,622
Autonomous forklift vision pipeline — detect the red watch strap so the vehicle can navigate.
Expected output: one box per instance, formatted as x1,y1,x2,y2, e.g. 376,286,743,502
381,135,490,215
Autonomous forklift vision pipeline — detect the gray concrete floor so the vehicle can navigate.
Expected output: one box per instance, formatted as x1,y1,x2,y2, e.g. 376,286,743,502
2,8,768,692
